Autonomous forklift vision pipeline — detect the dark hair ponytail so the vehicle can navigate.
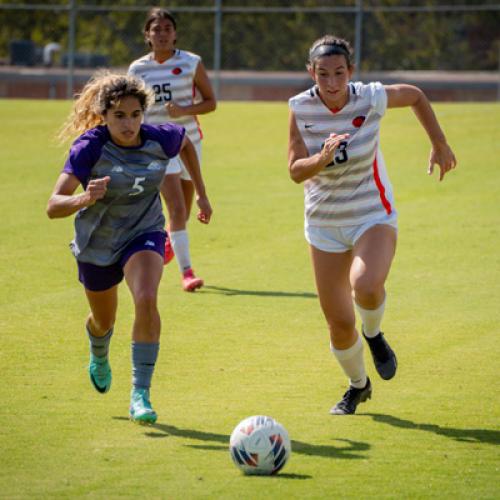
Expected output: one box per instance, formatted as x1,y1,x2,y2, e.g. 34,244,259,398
307,35,353,69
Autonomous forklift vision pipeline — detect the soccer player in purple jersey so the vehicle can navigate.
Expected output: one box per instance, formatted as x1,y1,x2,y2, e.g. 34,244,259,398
47,72,212,423
129,8,217,292
288,36,456,415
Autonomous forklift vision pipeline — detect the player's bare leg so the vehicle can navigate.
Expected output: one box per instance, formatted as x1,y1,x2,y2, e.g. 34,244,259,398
178,178,203,290
161,173,185,265
124,250,163,424
351,224,398,380
161,174,203,291
310,246,371,414
181,178,195,219
84,286,118,394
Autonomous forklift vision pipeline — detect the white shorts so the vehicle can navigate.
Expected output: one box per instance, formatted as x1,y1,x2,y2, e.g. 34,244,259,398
165,141,202,181
305,213,398,253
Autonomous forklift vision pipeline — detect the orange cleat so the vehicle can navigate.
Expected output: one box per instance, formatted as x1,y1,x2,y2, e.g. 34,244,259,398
164,237,175,265
182,269,204,292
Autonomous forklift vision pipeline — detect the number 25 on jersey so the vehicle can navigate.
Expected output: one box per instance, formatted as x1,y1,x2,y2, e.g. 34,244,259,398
152,83,172,103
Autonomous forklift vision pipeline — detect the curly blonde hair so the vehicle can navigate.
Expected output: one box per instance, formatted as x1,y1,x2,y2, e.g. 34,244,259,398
58,71,153,142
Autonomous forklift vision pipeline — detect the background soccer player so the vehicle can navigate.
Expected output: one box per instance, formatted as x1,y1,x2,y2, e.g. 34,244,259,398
288,35,456,415
47,72,212,423
129,7,217,292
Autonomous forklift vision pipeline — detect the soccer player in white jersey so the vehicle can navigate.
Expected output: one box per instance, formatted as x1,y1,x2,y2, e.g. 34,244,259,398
47,72,212,423
288,35,456,415
129,8,216,292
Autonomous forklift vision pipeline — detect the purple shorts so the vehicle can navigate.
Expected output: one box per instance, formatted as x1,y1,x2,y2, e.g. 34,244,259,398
77,231,166,292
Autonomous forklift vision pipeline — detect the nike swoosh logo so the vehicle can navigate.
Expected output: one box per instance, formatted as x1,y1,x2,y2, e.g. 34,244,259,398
304,123,314,129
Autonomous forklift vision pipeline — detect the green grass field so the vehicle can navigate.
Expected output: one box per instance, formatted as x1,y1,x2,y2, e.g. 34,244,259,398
0,99,499,498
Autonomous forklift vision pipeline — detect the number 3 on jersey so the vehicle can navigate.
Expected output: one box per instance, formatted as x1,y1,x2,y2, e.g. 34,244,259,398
152,83,172,103
323,140,349,167
334,141,348,164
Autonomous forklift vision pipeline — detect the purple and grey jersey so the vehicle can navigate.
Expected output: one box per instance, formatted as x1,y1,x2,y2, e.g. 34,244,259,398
63,123,185,266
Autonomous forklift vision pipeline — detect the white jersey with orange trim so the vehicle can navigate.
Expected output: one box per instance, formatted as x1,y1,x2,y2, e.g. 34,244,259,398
289,81,396,227
128,49,202,147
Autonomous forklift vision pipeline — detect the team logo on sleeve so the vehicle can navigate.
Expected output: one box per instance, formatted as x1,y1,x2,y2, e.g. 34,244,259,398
147,161,163,171
352,116,365,128
172,67,183,75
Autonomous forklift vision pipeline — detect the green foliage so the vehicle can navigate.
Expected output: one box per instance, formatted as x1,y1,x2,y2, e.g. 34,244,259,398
363,7,500,71
0,100,499,497
0,1,498,70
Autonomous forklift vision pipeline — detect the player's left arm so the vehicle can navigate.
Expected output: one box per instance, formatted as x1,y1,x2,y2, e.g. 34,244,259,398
166,61,217,118
385,84,457,181
178,136,212,223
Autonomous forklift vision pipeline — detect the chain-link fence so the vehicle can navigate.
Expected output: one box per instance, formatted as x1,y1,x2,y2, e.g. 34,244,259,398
0,0,499,99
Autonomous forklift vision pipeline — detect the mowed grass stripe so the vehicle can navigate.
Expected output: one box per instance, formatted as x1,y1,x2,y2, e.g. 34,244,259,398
0,100,498,498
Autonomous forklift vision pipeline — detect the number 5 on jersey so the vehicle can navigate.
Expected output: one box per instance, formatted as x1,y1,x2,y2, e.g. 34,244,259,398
130,177,146,196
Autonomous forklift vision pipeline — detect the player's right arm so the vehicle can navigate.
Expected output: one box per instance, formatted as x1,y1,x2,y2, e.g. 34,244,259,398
288,110,348,184
47,173,110,219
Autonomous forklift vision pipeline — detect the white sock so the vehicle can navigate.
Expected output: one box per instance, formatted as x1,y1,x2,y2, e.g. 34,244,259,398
355,297,386,338
330,335,367,389
170,230,191,273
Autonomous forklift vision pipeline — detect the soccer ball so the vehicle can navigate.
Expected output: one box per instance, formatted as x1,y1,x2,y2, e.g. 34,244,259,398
229,415,291,475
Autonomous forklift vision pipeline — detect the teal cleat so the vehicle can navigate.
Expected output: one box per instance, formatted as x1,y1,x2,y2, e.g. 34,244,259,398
88,354,112,394
129,388,157,424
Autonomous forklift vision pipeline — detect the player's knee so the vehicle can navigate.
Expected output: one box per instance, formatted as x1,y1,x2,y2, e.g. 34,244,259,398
352,275,383,304
92,316,115,335
327,316,355,343
133,290,158,317
134,287,158,322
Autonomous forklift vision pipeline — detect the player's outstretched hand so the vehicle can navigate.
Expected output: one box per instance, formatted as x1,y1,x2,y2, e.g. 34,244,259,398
428,143,457,181
85,176,110,205
196,195,212,224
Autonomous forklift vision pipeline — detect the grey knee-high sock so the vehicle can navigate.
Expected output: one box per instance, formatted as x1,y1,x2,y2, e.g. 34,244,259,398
132,342,159,390
86,325,113,358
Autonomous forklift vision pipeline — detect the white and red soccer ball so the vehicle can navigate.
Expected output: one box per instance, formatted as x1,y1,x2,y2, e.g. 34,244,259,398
229,415,291,475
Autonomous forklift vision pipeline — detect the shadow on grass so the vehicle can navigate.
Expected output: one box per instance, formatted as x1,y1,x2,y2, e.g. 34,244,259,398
202,285,317,299
362,413,500,445
113,418,370,461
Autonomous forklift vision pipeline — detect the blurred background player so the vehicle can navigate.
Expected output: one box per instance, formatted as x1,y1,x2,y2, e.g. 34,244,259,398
47,72,212,423
288,35,456,415
129,7,217,292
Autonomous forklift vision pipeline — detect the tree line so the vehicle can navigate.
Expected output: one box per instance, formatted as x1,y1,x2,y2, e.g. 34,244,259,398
0,0,498,71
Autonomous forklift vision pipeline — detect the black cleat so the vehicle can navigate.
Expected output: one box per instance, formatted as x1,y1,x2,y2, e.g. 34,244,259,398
330,378,372,415
363,331,397,380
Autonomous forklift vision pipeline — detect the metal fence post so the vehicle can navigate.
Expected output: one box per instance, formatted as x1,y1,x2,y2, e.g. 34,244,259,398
497,41,500,101
66,0,76,99
213,0,222,100
354,0,363,81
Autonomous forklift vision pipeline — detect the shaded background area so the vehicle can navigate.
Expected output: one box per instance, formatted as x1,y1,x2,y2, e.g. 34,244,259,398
0,0,499,100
